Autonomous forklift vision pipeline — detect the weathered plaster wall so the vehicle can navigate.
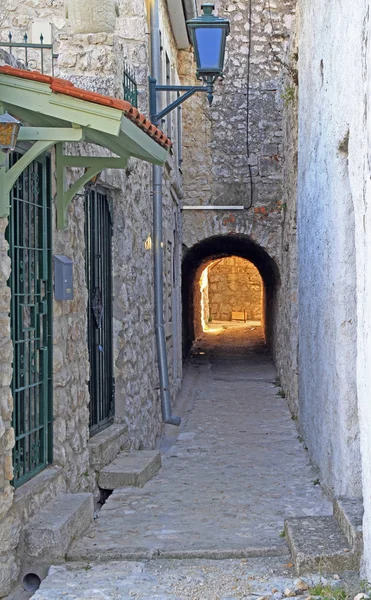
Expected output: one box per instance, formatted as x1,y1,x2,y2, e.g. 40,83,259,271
208,257,262,322
297,0,364,498
355,11,371,573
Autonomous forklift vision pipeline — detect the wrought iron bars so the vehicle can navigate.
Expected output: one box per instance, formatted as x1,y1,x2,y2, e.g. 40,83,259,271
1,32,58,75
7,151,53,487
85,189,115,435
123,61,138,108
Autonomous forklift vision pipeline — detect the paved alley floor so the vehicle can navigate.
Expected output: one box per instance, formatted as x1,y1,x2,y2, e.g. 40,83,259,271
31,324,335,598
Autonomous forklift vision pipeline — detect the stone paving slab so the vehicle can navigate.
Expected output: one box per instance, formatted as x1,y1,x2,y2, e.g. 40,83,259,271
69,327,332,562
31,557,360,600
284,517,359,574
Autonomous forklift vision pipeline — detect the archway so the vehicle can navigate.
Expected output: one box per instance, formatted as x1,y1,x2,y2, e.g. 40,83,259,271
182,235,280,355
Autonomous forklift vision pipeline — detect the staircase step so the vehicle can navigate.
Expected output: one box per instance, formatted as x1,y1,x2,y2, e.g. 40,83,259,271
333,497,363,553
24,492,94,560
98,450,162,490
89,424,129,471
284,516,360,574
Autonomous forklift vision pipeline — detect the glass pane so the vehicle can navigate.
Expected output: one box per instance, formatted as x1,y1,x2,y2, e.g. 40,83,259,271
194,27,222,69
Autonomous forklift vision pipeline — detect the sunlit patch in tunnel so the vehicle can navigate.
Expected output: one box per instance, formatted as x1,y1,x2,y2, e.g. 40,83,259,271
198,256,263,333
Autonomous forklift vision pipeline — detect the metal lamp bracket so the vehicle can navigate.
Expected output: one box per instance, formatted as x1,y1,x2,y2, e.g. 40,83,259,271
149,76,215,124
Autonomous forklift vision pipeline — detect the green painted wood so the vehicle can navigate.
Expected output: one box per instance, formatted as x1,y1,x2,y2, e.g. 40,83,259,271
18,127,84,142
0,141,54,217
0,73,170,165
56,143,128,229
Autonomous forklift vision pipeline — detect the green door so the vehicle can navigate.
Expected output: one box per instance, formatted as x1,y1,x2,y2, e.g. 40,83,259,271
8,151,53,487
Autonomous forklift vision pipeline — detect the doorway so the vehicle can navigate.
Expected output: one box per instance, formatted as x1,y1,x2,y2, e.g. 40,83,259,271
85,188,114,435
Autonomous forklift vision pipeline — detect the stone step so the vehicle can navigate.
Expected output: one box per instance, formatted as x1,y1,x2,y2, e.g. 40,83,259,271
98,450,162,490
284,516,360,575
89,423,129,472
24,492,94,560
333,497,363,553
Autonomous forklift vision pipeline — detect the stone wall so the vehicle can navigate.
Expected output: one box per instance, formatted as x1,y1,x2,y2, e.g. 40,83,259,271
0,0,184,592
180,0,296,360
272,4,298,415
207,257,262,322
296,0,364,500
0,217,16,595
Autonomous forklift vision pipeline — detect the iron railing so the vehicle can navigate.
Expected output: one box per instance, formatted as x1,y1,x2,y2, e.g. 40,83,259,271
123,61,138,107
0,32,58,75
8,151,53,487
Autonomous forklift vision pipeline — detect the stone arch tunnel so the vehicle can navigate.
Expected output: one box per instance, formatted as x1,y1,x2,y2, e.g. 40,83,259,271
182,234,281,355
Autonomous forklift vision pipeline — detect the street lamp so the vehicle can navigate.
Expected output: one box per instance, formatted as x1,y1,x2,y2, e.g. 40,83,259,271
0,112,21,167
149,4,230,124
187,3,230,85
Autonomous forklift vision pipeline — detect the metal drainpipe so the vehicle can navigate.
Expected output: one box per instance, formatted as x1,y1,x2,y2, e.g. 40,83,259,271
150,0,181,426
182,0,197,21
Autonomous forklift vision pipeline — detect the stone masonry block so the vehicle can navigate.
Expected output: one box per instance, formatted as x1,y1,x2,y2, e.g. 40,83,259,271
284,516,360,575
89,423,129,471
98,451,162,490
24,493,94,560
333,497,363,553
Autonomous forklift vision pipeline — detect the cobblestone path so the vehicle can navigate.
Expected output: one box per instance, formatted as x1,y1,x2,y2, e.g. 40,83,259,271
32,325,334,598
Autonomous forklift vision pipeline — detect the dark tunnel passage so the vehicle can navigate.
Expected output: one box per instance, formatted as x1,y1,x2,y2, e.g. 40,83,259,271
182,235,281,356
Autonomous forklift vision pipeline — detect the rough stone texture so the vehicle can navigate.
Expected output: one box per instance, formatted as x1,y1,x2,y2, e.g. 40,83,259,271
98,450,162,489
0,467,66,597
68,326,332,562
334,498,364,554
29,557,358,600
88,424,129,472
273,5,299,416
284,516,359,575
207,257,263,322
24,493,94,560
296,0,364,501
179,0,297,406
0,216,15,596
0,1,184,594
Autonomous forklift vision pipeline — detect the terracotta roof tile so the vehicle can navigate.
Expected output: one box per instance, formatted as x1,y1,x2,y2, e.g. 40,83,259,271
0,65,172,150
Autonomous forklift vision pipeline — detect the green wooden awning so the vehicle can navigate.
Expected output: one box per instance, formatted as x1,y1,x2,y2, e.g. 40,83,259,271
0,67,171,228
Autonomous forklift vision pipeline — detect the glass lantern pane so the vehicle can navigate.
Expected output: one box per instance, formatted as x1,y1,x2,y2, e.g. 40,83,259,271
194,27,223,69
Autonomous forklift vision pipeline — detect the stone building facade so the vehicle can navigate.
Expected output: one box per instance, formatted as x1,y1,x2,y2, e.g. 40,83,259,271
0,0,186,593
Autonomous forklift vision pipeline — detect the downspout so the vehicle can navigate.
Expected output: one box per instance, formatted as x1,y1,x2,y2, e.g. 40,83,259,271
150,0,181,426
182,0,197,22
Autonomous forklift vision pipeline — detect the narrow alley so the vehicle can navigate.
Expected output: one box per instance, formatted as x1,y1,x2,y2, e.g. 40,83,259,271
29,326,338,598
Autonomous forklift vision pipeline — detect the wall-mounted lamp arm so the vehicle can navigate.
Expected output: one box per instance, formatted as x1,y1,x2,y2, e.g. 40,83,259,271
149,76,214,124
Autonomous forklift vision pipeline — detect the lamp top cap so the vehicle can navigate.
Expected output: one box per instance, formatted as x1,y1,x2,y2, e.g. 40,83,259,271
0,112,21,125
201,3,215,13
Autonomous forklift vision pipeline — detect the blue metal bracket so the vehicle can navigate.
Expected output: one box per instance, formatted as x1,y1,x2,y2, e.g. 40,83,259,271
149,76,215,125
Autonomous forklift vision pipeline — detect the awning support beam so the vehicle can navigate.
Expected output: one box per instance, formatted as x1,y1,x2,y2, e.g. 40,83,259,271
0,127,84,218
55,143,128,229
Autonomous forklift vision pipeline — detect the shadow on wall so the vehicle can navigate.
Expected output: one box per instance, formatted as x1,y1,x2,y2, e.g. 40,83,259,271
182,234,280,355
